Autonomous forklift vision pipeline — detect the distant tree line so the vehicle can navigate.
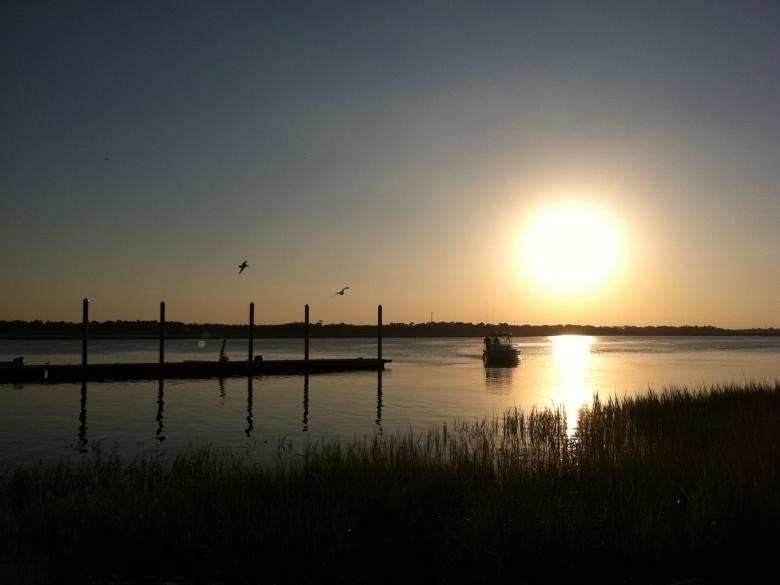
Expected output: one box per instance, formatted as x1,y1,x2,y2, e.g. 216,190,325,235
0,320,777,339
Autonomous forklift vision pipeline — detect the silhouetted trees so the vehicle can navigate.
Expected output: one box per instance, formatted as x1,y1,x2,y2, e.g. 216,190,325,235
0,320,777,339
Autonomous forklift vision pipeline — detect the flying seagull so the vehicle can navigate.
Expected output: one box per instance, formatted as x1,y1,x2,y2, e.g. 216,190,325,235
334,286,349,296
238,261,249,274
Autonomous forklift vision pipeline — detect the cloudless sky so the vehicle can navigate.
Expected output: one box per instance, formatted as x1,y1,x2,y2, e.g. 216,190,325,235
2,1,779,327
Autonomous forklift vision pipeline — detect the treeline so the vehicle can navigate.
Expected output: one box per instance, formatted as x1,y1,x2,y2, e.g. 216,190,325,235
0,320,778,339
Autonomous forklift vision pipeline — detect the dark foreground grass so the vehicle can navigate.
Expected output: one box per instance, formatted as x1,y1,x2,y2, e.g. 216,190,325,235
1,382,778,584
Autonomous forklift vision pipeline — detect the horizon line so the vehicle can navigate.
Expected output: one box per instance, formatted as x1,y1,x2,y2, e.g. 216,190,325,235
1,320,778,332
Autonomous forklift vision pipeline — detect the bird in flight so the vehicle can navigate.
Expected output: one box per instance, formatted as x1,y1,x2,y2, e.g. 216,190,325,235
238,261,249,274
334,286,349,296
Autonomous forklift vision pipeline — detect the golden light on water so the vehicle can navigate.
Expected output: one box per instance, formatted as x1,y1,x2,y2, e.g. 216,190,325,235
522,204,620,292
550,335,593,435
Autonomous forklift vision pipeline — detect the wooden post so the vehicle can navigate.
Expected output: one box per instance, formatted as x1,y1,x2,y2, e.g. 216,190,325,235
81,298,89,370
304,304,310,361
378,304,383,362
248,302,255,362
159,301,166,365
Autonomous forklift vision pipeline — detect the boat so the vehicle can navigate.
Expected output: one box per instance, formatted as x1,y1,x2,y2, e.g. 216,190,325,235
482,333,520,367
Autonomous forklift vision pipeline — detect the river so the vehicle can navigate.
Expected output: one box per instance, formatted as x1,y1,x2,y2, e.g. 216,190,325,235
1,336,778,464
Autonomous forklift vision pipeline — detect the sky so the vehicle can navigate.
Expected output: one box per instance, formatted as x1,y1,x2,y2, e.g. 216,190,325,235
2,0,779,327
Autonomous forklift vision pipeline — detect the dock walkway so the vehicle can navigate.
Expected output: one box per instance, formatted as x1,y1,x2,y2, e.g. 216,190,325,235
1,300,389,384
0,358,391,384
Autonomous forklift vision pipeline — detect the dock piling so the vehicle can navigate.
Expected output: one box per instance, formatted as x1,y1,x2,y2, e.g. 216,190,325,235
81,298,89,370
249,302,255,363
159,301,165,365
304,304,310,361
2,299,392,384
378,304,383,361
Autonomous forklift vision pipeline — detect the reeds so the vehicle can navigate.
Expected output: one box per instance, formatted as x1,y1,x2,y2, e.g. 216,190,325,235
1,382,778,584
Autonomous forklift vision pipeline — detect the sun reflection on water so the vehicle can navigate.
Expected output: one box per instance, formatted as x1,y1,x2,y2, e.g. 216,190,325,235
550,335,593,436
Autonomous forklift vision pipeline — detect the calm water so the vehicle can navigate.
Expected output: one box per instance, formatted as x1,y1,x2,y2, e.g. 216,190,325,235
1,336,778,465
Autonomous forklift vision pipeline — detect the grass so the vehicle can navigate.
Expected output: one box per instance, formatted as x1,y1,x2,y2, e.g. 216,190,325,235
1,382,778,584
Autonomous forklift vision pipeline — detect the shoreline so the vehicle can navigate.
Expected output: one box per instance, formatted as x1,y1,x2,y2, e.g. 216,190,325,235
3,331,780,341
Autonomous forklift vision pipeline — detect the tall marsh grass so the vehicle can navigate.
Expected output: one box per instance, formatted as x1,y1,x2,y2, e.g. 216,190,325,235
1,382,778,584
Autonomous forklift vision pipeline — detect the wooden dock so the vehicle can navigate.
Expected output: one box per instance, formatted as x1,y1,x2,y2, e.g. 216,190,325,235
0,300,390,384
0,358,391,384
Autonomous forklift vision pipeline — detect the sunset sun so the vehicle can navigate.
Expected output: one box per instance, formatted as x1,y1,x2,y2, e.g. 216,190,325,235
522,204,620,292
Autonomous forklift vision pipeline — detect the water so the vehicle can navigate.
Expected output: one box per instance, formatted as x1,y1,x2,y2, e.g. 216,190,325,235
1,336,778,465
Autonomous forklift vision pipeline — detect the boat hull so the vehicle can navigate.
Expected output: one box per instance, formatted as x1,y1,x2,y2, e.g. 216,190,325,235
482,349,519,367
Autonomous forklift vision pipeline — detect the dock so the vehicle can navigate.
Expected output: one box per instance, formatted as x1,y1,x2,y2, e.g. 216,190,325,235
0,358,391,384
0,300,390,384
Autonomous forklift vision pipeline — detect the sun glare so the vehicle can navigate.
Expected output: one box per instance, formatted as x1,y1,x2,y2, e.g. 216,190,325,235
522,204,620,292
550,335,593,436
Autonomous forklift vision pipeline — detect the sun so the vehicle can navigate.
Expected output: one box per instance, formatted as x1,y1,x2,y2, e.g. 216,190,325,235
522,204,620,292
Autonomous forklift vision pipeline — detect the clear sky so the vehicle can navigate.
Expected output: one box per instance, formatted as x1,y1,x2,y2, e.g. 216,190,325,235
2,1,779,327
